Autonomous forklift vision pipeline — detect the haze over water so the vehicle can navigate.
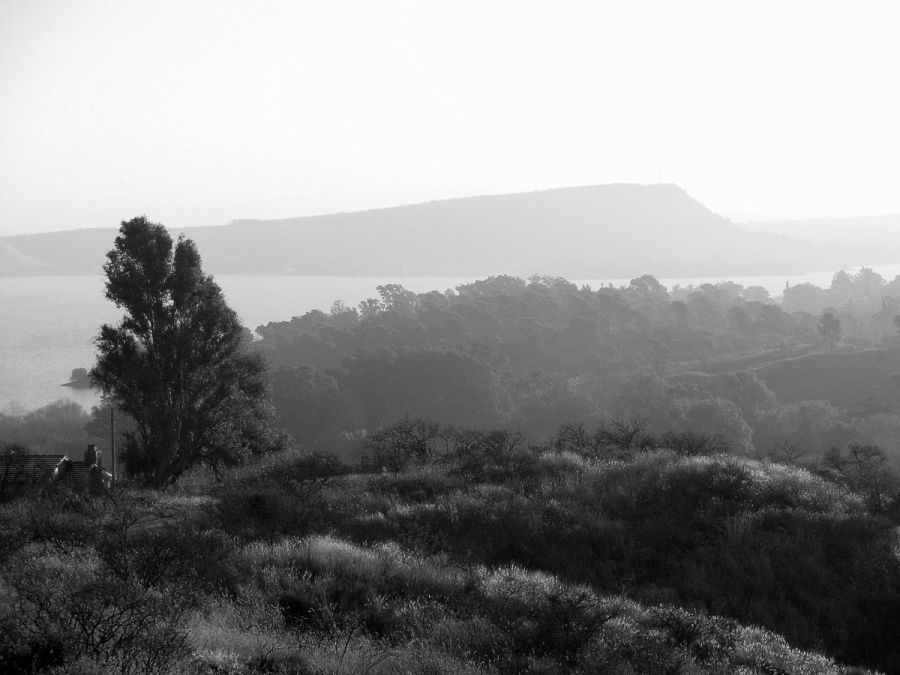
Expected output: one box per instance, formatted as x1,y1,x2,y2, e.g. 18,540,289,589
4,267,900,414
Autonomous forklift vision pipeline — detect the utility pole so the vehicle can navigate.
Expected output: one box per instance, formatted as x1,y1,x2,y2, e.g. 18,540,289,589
110,406,116,489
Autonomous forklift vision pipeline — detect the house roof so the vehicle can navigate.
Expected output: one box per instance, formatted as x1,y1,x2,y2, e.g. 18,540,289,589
1,454,64,487
1,454,105,490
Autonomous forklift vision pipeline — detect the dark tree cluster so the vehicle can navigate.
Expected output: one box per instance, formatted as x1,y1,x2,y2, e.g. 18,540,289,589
257,275,859,456
205,416,900,673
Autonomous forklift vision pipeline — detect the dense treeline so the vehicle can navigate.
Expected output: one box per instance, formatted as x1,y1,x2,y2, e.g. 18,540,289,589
0,400,90,455
783,266,900,322
10,270,899,466
257,273,900,463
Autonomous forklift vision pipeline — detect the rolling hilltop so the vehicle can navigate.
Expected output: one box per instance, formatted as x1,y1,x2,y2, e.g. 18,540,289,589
0,183,853,277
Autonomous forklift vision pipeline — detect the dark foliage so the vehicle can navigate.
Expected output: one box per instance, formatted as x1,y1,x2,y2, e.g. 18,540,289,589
211,421,900,672
12,265,900,672
553,418,658,457
91,217,282,486
0,492,213,674
362,417,442,473
257,276,819,451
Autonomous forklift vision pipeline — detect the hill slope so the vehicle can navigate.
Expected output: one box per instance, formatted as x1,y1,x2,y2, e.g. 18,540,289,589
2,183,841,277
0,240,48,274
2,443,889,673
742,214,900,266
752,348,900,414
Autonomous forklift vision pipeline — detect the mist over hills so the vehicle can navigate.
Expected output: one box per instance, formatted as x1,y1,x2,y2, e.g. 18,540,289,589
0,184,875,278
0,239,47,272
742,214,900,265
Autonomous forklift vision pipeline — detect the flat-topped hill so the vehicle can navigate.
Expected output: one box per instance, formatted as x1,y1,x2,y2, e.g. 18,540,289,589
1,183,844,277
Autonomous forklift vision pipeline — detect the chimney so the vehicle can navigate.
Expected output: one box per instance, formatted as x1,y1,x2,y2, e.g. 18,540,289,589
84,444,101,466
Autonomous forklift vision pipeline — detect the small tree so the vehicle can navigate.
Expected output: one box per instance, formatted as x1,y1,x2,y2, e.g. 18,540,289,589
1,442,29,501
824,443,899,512
818,311,842,351
773,440,807,465
362,417,441,472
91,217,281,487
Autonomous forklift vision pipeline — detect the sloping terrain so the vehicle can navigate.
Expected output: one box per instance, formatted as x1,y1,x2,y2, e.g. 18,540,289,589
743,214,900,266
752,348,900,414
3,440,894,673
0,240,47,274
2,184,836,278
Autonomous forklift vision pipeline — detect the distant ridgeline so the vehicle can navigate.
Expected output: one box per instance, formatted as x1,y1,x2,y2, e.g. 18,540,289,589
2,184,892,278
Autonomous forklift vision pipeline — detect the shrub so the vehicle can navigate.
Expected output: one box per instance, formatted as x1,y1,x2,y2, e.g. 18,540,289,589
647,605,738,663
371,466,457,503
552,418,657,458
2,547,190,674
824,443,900,513
214,451,351,538
446,428,531,482
596,418,658,452
96,525,241,597
363,418,442,473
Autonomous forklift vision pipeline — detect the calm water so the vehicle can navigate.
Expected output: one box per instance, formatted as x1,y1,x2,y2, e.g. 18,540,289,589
3,267,899,413
0,275,477,413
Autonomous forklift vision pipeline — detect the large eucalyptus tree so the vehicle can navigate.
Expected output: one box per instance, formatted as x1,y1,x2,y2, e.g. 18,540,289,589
92,217,280,486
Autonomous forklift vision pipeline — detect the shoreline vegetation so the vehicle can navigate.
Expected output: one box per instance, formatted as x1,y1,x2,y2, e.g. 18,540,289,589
6,261,900,415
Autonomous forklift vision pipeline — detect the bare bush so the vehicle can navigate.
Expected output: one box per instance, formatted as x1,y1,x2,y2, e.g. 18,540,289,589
363,418,442,473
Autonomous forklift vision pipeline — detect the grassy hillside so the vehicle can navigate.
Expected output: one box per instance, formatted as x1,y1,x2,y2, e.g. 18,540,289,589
742,214,900,266
752,348,900,415
3,429,896,673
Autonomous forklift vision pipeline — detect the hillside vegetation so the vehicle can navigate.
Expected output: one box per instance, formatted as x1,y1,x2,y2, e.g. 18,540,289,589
7,259,900,672
253,273,900,467
3,427,897,673
751,349,900,414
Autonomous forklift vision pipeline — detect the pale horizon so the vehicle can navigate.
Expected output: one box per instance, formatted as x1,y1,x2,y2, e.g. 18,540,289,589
3,0,900,236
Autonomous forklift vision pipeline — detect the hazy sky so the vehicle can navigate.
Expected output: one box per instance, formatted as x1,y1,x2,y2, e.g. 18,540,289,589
2,0,899,236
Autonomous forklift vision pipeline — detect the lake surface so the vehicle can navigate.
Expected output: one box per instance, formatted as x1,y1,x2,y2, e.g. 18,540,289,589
0,275,479,414
3,267,900,413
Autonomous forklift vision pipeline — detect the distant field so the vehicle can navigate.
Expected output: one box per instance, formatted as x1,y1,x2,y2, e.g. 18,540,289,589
752,347,900,414
686,344,820,376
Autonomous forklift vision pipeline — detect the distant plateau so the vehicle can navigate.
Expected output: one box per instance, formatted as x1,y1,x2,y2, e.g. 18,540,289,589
2,183,898,278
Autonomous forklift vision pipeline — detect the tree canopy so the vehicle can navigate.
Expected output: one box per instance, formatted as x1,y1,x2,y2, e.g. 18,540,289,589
91,217,280,486
818,311,842,350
